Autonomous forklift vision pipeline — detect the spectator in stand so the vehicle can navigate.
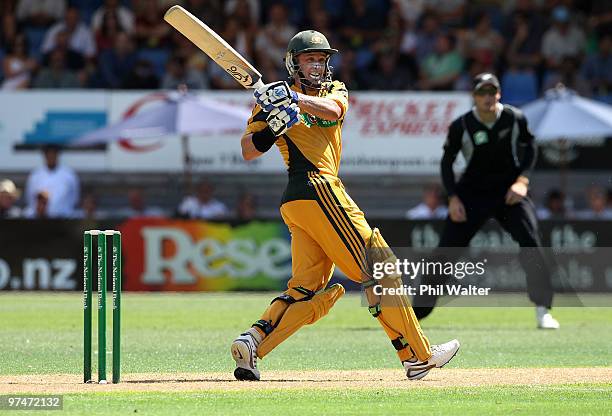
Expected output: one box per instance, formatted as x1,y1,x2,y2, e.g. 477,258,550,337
133,2,171,49
33,49,80,88
418,33,463,90
24,190,50,219
91,0,134,35
94,10,126,52
576,186,612,220
339,0,387,69
537,189,566,220
461,12,503,69
504,2,544,70
367,52,413,90
98,32,138,89
117,188,166,218
581,34,612,97
503,0,545,38
0,179,22,218
255,3,296,81
236,192,257,221
25,145,79,218
33,50,81,89
41,7,96,59
73,191,102,220
122,58,159,89
161,56,208,90
406,183,448,219
41,30,85,71
178,181,228,219
16,0,65,29
543,56,591,96
414,12,442,65
336,49,365,90
2,34,38,90
541,6,586,71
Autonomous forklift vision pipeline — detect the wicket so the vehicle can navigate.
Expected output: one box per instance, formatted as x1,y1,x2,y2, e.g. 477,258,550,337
83,230,122,384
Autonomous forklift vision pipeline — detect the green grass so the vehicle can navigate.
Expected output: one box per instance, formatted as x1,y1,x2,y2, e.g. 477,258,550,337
1,292,611,415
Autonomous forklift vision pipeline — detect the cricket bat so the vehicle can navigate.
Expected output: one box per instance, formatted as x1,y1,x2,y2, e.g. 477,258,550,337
164,5,264,89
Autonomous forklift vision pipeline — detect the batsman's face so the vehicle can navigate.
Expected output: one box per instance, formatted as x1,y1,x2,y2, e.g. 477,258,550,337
296,52,328,86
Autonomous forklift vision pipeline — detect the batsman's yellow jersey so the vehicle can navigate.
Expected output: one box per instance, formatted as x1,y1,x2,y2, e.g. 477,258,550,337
244,81,431,363
246,81,347,174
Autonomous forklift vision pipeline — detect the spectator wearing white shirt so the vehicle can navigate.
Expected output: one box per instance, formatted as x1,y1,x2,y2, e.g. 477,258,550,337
178,182,228,220
41,6,97,59
0,179,22,218
406,183,448,219
541,6,586,70
25,145,80,218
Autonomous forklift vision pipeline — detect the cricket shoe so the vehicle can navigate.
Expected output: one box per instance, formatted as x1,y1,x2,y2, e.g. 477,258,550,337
403,339,460,380
231,328,262,381
536,306,560,329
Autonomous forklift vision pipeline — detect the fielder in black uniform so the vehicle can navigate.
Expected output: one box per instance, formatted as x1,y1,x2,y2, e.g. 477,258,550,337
413,73,559,329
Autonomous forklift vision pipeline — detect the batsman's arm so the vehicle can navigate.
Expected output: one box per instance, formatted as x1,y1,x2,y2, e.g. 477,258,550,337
241,133,263,161
296,81,348,121
296,93,343,121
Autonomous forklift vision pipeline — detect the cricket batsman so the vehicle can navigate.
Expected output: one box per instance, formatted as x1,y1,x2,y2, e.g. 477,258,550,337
230,30,460,381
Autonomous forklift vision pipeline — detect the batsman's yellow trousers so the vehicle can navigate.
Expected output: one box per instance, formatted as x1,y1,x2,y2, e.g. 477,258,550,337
256,172,431,362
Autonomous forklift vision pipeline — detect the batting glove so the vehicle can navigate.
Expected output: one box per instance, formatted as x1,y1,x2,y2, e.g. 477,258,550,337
266,103,300,136
255,81,298,112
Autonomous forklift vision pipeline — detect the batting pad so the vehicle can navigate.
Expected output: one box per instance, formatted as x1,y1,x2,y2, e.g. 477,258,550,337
257,283,345,358
366,229,432,362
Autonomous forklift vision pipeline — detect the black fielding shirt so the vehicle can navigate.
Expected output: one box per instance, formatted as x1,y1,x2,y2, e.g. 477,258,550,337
441,104,536,197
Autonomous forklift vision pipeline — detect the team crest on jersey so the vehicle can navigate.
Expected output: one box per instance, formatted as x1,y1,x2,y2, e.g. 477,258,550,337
474,130,489,145
300,113,338,128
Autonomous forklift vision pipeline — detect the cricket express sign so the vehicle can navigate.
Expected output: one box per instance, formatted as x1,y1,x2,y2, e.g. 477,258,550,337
120,219,291,291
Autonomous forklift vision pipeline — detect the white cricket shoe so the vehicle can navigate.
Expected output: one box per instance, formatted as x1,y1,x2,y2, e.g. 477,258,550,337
536,306,560,329
231,328,262,381
403,339,460,380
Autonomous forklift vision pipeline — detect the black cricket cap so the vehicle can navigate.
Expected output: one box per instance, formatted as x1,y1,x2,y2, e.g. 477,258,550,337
473,72,500,91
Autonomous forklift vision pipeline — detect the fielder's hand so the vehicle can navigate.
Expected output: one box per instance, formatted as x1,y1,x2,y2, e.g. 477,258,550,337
255,81,298,111
266,103,300,136
505,181,528,205
448,195,467,222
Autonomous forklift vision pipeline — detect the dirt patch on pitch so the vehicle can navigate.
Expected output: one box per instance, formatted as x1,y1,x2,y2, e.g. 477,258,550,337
1,368,611,394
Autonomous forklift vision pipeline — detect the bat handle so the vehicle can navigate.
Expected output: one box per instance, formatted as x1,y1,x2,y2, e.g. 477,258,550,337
252,79,264,89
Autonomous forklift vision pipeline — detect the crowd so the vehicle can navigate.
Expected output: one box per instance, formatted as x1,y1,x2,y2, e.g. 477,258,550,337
1,147,611,221
0,146,257,221
0,0,611,105
405,182,612,220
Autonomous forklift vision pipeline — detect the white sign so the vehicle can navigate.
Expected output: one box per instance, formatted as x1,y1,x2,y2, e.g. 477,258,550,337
0,90,472,174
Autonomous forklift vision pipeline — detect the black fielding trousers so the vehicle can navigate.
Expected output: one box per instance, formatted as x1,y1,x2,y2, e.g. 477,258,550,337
413,189,554,319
